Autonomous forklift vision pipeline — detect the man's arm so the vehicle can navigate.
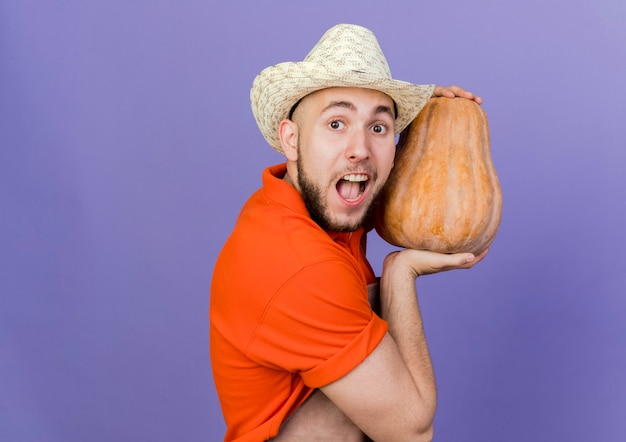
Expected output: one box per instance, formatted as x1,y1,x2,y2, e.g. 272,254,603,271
320,249,488,441
269,280,383,442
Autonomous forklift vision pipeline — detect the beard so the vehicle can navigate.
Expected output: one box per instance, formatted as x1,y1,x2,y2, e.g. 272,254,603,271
296,154,376,233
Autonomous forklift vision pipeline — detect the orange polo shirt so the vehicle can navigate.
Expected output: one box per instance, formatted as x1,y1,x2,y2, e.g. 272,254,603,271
210,163,388,442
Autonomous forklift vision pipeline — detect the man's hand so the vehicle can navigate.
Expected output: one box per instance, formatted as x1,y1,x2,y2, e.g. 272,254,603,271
432,85,482,104
383,248,489,280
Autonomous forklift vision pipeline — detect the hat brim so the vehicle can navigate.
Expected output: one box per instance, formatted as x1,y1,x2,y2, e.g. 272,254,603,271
251,61,435,153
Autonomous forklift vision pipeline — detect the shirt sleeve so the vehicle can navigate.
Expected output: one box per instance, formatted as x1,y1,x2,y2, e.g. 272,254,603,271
244,259,388,388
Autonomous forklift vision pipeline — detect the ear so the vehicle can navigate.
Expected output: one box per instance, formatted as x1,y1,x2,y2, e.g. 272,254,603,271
278,119,299,161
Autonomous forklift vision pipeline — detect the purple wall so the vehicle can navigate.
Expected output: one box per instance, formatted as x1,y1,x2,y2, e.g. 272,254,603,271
1,1,624,441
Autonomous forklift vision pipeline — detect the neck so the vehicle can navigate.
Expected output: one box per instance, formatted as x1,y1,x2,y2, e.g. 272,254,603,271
283,168,297,190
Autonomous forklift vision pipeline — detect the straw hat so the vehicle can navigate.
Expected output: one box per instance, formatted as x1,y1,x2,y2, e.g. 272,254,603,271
250,24,435,153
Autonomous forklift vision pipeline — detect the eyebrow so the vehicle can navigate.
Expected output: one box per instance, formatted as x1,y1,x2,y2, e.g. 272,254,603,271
321,100,356,114
321,100,396,119
375,104,396,120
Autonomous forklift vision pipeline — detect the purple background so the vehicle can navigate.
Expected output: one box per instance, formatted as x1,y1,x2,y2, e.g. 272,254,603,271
1,1,625,441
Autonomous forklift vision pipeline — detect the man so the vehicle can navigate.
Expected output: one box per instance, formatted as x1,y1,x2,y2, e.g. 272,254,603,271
210,24,486,441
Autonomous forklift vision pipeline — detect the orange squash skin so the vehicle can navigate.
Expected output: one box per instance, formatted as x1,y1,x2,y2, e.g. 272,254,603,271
374,97,502,255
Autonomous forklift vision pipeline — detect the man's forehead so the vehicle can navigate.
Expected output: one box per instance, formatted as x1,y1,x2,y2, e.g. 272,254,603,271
312,87,394,105
304,88,395,119
290,87,396,122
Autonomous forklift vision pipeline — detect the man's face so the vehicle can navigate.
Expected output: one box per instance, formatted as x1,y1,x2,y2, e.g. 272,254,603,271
286,87,397,232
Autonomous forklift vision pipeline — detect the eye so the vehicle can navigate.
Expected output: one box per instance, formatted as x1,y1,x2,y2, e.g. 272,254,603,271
329,120,345,130
372,124,388,134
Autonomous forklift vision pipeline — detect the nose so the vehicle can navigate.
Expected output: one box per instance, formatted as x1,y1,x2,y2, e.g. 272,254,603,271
344,128,371,161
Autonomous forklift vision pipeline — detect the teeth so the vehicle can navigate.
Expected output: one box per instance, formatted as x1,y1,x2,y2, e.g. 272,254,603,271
342,174,368,182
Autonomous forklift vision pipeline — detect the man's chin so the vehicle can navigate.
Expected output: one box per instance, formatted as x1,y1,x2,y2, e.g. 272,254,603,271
319,212,368,233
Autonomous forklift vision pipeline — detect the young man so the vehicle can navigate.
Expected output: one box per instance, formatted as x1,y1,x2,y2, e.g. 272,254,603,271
210,24,486,441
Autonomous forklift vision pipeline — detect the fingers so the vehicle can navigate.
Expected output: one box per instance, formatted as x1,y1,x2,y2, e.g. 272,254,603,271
437,250,478,270
446,248,490,270
433,86,457,98
433,85,483,104
386,248,489,277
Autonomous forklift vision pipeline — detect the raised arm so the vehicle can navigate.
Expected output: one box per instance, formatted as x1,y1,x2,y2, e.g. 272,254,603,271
320,249,488,441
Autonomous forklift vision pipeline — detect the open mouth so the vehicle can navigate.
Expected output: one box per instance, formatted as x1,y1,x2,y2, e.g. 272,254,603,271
336,173,369,204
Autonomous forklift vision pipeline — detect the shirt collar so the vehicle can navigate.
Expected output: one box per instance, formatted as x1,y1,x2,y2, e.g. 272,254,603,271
262,163,365,244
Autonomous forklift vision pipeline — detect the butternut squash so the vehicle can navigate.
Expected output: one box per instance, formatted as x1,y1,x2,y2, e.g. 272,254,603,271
375,97,502,254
